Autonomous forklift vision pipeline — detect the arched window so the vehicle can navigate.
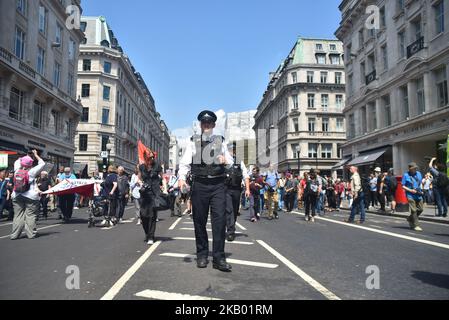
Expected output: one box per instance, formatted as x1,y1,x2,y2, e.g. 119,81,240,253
100,40,110,47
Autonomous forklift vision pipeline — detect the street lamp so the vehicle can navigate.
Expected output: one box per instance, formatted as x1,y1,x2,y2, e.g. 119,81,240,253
316,140,321,170
106,139,113,168
296,145,301,176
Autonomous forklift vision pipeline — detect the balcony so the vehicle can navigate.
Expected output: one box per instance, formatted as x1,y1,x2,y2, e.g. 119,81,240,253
407,36,424,59
0,46,81,113
365,70,376,85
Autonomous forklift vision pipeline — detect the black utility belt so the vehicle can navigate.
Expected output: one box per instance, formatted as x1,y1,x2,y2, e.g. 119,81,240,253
193,176,225,183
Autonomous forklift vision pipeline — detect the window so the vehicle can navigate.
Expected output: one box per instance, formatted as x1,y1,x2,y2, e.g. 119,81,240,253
330,55,340,65
51,110,59,135
398,0,405,12
292,95,299,109
9,87,24,120
82,59,91,71
412,19,422,41
370,103,377,131
81,107,89,122
308,143,318,158
308,94,315,108
32,100,43,129
348,74,353,95
316,54,326,64
291,144,299,159
330,44,337,51
104,61,112,74
101,135,109,151
67,73,74,96
320,72,328,84
335,72,342,84
321,144,332,159
380,6,386,29
381,45,388,71
17,0,26,15
434,1,445,35
368,53,375,73
316,43,323,51
400,85,409,119
383,95,391,126
103,86,111,100
102,108,110,125
322,118,329,132
80,21,87,32
37,47,45,75
38,5,46,35
321,94,329,109
55,23,63,45
81,84,90,97
398,31,405,59
336,118,344,132
14,27,26,60
336,95,344,109
79,135,88,151
53,62,61,87
360,62,366,84
417,77,425,114
69,39,75,60
307,71,314,83
361,106,367,133
348,114,355,139
358,29,364,48
101,40,110,47
435,66,448,107
291,72,297,84
293,118,299,132
308,118,316,132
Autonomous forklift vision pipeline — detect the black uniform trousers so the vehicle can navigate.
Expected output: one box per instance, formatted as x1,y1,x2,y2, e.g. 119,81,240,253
59,194,75,220
225,186,242,237
191,178,227,262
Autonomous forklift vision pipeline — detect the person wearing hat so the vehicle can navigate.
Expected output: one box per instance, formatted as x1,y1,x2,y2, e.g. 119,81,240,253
10,150,45,240
284,173,298,213
224,142,250,242
178,110,234,272
402,162,424,231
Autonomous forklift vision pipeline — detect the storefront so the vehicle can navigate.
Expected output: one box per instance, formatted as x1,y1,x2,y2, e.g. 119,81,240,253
347,147,393,177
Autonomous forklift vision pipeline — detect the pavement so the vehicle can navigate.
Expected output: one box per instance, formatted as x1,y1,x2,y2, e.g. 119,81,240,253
339,203,449,225
0,203,449,300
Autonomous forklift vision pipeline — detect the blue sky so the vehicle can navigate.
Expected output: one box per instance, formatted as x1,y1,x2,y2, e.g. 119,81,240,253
82,0,342,132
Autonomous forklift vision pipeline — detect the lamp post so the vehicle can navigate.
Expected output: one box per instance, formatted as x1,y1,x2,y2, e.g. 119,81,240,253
316,140,320,170
296,145,301,177
106,139,113,168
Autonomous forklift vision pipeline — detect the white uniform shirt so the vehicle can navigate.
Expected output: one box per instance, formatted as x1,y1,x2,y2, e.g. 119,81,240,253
130,174,141,199
178,134,234,181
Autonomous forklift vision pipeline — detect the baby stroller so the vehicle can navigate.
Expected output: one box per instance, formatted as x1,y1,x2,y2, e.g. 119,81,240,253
87,196,107,228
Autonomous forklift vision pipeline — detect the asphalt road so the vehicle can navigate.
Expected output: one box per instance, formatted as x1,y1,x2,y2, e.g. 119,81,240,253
0,203,448,300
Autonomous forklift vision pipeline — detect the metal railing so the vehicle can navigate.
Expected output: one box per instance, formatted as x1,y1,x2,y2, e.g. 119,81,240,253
407,36,425,59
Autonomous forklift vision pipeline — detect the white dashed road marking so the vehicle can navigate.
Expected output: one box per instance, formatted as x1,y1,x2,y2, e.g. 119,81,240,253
257,240,341,300
159,253,279,269
172,237,254,245
135,289,221,300
101,241,162,300
168,218,182,231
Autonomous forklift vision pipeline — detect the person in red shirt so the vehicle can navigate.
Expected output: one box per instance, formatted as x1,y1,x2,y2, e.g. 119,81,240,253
334,179,345,211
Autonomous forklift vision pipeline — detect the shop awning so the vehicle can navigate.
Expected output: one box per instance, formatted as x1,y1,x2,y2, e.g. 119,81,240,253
347,149,388,167
331,157,352,170
0,140,27,154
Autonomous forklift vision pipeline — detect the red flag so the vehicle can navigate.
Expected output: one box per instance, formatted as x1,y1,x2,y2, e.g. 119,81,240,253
138,140,158,165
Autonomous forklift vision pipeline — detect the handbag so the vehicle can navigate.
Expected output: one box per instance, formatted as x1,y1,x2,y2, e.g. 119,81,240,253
152,192,170,211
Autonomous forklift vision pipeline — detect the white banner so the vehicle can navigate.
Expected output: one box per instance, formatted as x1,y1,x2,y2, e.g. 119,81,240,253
43,179,103,196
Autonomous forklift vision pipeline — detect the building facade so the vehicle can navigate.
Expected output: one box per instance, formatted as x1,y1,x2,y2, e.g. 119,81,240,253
74,16,169,174
0,0,84,171
225,110,257,165
254,38,347,176
336,0,449,175
169,134,178,171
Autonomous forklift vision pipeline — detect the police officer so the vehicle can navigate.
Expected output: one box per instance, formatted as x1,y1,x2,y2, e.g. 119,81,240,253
178,111,234,272
225,142,250,242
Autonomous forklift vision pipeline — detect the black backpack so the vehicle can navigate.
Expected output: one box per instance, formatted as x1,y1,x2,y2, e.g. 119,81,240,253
436,173,449,189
